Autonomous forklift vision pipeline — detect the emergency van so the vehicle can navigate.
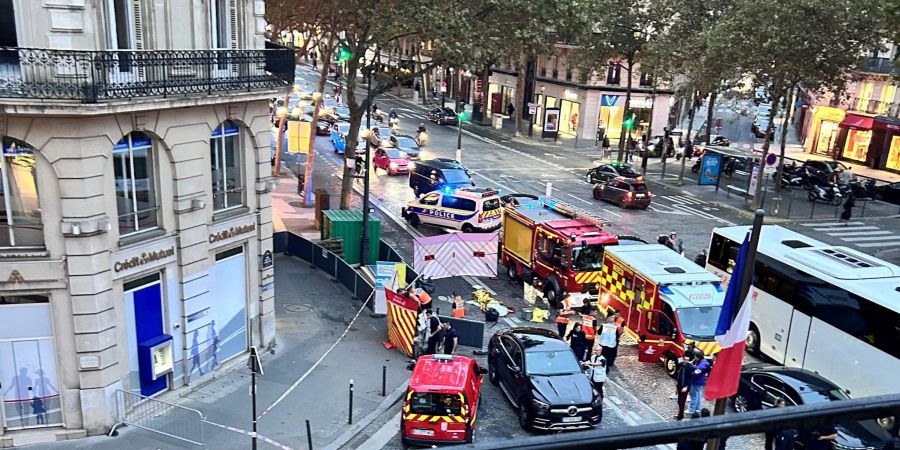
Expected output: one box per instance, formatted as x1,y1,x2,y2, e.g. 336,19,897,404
401,354,486,446
596,244,725,375
401,187,502,232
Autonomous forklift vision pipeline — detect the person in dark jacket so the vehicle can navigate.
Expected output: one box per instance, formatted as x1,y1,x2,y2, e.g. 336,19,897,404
566,323,589,361
764,398,789,450
688,349,711,414
673,353,694,420
425,310,442,355
841,194,856,223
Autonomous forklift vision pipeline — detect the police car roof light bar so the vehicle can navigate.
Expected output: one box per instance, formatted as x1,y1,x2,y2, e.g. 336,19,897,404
538,196,609,228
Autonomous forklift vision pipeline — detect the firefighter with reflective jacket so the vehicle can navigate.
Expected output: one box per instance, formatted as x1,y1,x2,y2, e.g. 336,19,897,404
555,292,575,337
581,314,596,362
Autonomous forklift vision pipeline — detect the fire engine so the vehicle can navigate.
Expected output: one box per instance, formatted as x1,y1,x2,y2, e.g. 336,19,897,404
597,244,725,375
501,196,618,307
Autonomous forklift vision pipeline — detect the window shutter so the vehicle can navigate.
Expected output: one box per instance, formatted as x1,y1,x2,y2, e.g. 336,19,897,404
228,0,238,49
132,0,143,50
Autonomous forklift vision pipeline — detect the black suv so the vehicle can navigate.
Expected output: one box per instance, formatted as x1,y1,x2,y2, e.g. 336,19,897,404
426,107,459,125
585,163,640,184
408,159,474,196
488,328,602,431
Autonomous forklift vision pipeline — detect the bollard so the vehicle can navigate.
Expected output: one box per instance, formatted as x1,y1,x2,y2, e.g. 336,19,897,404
809,200,816,219
348,379,354,424
306,420,313,450
545,182,553,198
786,196,793,218
382,365,387,397
772,197,781,216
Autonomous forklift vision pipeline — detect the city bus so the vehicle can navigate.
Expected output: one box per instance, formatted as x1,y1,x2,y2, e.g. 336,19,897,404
706,225,900,399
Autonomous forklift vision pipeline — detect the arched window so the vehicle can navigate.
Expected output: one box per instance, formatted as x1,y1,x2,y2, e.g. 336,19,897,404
113,132,159,235
210,121,243,211
1,137,42,248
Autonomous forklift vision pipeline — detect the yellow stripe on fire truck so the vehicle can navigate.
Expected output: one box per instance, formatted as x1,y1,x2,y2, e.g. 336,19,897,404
404,414,466,423
684,339,722,355
598,263,635,306
574,271,604,285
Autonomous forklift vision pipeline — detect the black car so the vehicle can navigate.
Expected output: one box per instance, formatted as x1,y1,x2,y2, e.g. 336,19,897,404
488,328,602,431
801,160,847,183
585,163,640,184
427,107,459,125
315,120,331,136
733,364,892,449
593,178,651,209
384,135,421,159
875,181,900,205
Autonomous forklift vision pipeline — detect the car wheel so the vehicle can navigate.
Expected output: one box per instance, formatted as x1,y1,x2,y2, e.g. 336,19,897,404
409,214,420,228
665,353,678,378
544,281,561,309
619,197,628,208
413,185,420,197
732,394,750,413
745,326,761,356
517,401,532,430
488,359,499,385
462,223,474,233
506,262,518,281
593,188,602,200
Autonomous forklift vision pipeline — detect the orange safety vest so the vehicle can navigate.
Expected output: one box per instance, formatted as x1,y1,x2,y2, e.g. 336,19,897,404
555,298,573,324
452,295,465,318
417,289,432,306
582,315,596,340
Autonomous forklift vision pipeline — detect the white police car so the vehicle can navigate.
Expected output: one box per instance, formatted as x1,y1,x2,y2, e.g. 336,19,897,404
401,187,502,232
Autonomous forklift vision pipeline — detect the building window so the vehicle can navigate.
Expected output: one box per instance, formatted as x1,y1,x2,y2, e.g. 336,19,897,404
1,137,43,248
639,72,652,87
210,121,243,211
113,132,159,236
606,64,621,85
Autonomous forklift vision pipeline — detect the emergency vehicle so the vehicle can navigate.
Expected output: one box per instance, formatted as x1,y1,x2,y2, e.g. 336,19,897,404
401,187,502,232
501,196,618,307
597,244,725,375
401,354,486,446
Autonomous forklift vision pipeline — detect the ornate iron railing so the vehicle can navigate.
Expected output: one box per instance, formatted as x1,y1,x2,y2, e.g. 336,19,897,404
846,96,900,118
0,47,294,103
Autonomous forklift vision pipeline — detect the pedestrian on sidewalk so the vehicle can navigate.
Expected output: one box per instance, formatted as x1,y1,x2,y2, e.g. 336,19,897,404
687,349,711,414
441,322,459,355
673,353,694,420
586,347,607,398
311,51,318,70
506,102,515,117
627,138,637,162
567,323,589,361
602,136,611,159
598,315,619,367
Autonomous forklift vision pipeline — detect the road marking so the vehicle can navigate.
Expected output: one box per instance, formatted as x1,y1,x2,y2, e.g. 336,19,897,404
671,204,737,225
857,241,900,248
565,193,593,205
800,221,864,227
825,229,889,236
602,208,623,217
647,204,692,216
840,235,900,242
357,412,401,449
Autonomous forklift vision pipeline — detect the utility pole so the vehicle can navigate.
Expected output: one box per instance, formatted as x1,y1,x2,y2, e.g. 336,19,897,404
678,89,697,184
706,209,765,450
248,347,263,450
360,49,377,267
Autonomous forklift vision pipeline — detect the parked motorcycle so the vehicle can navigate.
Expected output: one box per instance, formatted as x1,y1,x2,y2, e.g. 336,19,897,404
808,182,843,206
849,178,877,199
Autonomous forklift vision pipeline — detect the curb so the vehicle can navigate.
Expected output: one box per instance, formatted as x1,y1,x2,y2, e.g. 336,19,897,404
321,382,407,450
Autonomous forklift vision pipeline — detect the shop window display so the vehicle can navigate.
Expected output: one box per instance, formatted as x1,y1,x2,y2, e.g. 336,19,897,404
842,129,871,162
886,135,900,171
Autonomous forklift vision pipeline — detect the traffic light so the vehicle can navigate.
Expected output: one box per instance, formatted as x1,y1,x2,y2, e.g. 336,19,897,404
457,110,468,122
336,47,351,62
623,111,635,130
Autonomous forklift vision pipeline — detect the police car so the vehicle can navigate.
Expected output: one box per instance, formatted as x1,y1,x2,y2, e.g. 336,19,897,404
401,187,502,232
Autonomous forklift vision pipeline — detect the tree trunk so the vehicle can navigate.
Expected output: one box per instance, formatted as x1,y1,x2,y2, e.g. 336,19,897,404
480,64,491,126
302,37,334,206
774,83,797,192
340,48,365,210
751,83,783,210
642,83,657,177
705,90,717,145
514,53,528,136
416,48,427,106
617,58,634,162
678,89,697,184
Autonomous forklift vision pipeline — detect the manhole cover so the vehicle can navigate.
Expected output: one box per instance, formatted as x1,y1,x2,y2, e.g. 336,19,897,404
284,304,313,313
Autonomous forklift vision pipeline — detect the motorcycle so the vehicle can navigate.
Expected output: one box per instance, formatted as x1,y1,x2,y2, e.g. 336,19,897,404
389,114,400,129
853,178,877,199
372,108,385,122
808,182,843,206
415,130,429,146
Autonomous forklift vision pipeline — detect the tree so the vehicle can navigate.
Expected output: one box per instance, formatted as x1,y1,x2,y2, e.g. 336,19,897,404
707,0,889,208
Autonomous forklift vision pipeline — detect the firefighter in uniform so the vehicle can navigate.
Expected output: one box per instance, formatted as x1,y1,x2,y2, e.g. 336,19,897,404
555,292,574,337
582,315,596,362
452,291,465,318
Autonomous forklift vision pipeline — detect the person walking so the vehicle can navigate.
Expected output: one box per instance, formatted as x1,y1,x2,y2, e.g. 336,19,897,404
687,349,711,414
441,322,459,355
425,310,442,355
841,194,856,224
673,353,694,420
598,315,619,367
311,51,318,70
582,315,596,361
567,323,589,361
602,136,611,159
506,102,515,117
451,291,465,318
586,347,607,398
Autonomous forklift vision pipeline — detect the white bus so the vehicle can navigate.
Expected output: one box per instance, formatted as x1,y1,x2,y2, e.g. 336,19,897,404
707,225,900,398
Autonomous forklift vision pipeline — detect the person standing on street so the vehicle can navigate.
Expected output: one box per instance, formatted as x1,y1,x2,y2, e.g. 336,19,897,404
586,347,607,398
441,322,459,355
688,349,710,414
673,353,694,420
667,232,684,255
582,315,596,361
555,293,574,337
311,51,318,70
598,315,619,367
841,194,856,224
567,323,589,361
506,102,515,117
764,398,795,450
425,310,442,355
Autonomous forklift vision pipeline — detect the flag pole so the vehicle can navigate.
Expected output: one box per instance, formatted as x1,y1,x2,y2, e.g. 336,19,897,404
707,209,765,450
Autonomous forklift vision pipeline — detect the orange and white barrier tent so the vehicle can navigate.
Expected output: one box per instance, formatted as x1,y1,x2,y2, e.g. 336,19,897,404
385,289,418,357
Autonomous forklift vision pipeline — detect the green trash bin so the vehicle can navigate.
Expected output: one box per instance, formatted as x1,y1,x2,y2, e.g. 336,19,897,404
321,210,381,265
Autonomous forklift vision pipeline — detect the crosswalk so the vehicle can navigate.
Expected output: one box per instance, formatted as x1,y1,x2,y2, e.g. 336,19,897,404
799,221,900,248
651,194,737,225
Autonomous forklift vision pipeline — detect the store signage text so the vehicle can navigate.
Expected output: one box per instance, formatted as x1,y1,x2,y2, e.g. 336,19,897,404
114,247,175,273
209,223,256,244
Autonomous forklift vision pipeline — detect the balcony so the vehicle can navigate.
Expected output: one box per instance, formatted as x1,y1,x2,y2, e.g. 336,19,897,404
845,96,899,118
860,57,898,74
0,47,294,104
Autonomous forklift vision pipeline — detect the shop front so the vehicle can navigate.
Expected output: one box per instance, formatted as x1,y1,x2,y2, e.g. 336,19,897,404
872,116,900,173
837,113,875,165
559,90,581,136
803,106,845,157
598,95,654,142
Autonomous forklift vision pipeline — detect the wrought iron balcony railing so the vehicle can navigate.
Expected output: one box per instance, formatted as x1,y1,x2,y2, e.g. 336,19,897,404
845,96,900,118
0,47,294,103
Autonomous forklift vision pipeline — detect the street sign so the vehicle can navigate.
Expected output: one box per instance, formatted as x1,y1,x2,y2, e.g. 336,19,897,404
440,82,447,93
764,166,777,174
765,152,778,165
248,346,263,375
261,250,273,269
528,105,537,115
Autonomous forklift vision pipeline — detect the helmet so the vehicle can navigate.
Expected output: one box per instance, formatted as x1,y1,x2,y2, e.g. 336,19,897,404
419,123,425,127
391,108,396,112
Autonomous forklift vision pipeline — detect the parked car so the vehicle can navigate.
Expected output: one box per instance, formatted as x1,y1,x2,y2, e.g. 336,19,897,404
384,135,421,159
592,177,652,209
427,107,459,125
585,163,640,184
373,147,410,175
801,159,847,183
875,181,900,205
733,364,892,449
488,327,602,431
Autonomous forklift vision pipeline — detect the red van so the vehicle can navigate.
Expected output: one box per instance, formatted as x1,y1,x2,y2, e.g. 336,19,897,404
401,355,485,446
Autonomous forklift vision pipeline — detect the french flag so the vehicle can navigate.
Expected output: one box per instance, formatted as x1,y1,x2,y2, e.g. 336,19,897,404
705,234,753,401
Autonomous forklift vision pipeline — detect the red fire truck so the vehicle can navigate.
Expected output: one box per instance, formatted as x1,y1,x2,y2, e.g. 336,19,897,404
597,244,725,375
501,196,618,307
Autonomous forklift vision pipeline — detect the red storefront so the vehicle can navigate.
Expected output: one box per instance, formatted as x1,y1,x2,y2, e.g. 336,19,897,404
836,113,900,174
871,116,900,174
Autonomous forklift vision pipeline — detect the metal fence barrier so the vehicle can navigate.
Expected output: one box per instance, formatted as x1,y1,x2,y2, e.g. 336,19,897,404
438,316,485,349
110,389,205,446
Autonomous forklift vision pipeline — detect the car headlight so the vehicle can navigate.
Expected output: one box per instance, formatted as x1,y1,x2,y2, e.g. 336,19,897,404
408,162,416,169
390,162,399,169
531,398,550,411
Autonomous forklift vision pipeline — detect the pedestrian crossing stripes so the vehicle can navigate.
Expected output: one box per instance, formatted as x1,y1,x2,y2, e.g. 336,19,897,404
658,194,706,205
799,221,900,249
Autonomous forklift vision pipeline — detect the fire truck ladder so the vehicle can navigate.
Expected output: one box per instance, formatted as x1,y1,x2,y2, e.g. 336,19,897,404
538,196,612,228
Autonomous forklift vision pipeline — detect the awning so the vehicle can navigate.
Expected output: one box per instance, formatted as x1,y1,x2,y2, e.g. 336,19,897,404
873,116,900,132
839,114,874,129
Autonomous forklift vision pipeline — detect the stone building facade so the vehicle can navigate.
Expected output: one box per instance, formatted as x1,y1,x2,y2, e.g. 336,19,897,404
0,0,289,445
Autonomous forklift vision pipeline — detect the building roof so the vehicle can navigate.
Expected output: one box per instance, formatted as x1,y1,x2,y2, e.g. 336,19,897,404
605,244,721,285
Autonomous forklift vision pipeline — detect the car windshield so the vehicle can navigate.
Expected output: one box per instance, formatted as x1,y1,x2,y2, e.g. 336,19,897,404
676,306,722,339
396,137,418,148
616,166,638,177
525,350,583,376
408,392,463,416
571,244,604,271
385,148,405,159
801,386,850,404
442,169,470,184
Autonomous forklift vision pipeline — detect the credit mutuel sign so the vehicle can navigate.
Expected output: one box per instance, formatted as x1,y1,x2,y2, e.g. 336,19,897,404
110,236,179,280
208,215,258,249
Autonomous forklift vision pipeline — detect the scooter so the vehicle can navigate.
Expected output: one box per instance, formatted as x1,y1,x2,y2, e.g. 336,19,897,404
389,116,400,129
415,130,429,146
808,182,843,206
